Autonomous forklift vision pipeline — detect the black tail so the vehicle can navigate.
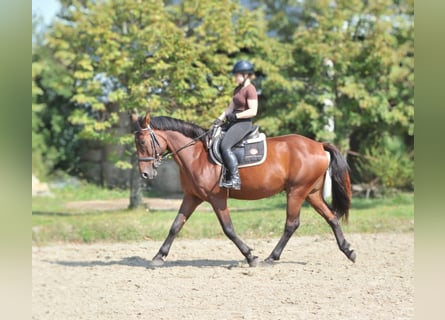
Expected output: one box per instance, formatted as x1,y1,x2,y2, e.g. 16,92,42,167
323,143,352,223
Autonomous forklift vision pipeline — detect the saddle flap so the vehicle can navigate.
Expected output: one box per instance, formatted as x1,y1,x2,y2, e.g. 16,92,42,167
243,125,259,141
210,131,267,168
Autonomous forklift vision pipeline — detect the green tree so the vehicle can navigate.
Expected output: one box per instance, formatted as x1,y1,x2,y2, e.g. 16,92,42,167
356,134,413,191
249,0,413,188
33,13,81,180
248,0,304,42
295,0,413,185
166,0,291,124
250,0,413,139
33,16,49,178
47,0,187,207
32,58,47,177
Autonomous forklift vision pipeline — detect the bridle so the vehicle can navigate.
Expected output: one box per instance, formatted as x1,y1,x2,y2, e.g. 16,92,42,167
136,125,211,168
137,125,163,168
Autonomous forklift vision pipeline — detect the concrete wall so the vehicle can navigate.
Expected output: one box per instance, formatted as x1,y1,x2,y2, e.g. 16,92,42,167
149,159,183,194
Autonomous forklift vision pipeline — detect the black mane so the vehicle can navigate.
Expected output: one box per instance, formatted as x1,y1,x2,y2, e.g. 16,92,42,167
149,116,208,142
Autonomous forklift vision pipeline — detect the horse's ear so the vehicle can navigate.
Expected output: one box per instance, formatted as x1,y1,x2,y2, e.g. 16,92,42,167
142,112,151,128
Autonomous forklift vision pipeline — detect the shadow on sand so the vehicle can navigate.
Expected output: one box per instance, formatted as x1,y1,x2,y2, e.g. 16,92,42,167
47,256,307,269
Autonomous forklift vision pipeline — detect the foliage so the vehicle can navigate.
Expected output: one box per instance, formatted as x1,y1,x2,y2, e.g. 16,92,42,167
33,19,71,178
355,134,414,191
33,17,48,177
46,0,291,128
33,13,85,179
257,0,414,150
252,0,414,186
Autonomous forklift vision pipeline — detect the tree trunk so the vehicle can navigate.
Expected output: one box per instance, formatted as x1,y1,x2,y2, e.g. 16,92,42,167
128,152,142,209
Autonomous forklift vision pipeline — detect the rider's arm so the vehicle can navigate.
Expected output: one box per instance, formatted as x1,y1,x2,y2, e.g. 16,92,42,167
217,101,235,121
235,99,258,119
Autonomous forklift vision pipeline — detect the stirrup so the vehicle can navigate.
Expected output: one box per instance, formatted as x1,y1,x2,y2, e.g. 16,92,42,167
222,177,241,190
219,167,231,188
221,179,233,188
231,178,241,190
221,181,241,190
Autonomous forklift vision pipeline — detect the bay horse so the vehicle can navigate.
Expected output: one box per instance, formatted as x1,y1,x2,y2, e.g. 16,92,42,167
132,112,355,267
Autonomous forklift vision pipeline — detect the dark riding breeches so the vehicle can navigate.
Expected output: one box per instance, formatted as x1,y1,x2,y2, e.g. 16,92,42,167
220,120,253,152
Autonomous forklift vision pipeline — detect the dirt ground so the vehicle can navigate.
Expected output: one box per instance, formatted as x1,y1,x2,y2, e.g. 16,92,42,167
32,232,413,320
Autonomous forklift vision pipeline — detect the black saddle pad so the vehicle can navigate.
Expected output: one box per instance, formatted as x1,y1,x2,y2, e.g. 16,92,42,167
209,128,267,168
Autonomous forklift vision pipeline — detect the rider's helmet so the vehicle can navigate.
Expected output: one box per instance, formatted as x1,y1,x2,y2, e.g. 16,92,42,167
231,60,254,74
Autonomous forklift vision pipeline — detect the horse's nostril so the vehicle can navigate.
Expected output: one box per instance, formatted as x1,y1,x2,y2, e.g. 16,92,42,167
141,172,149,179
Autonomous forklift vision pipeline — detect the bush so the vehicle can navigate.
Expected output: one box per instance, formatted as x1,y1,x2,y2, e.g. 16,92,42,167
356,135,413,192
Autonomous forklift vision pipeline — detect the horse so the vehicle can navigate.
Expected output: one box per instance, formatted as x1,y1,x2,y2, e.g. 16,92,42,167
132,112,356,267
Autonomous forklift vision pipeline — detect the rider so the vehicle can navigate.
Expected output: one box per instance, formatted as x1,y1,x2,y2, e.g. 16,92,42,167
214,60,258,190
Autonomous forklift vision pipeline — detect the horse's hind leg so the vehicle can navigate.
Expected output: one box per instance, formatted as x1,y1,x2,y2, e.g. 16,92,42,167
265,191,304,263
306,191,356,262
152,194,203,265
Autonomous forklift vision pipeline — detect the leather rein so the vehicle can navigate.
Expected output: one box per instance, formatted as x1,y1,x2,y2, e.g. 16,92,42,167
136,125,210,167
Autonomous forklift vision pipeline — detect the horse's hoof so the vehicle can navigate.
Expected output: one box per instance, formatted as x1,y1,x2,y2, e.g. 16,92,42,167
348,250,356,263
151,258,165,267
248,256,259,267
260,258,276,267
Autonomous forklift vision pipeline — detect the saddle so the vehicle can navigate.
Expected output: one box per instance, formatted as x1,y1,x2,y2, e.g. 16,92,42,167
207,125,267,169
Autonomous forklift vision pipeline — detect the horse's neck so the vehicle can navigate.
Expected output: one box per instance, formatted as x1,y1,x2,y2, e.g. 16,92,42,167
162,131,206,168
162,130,193,153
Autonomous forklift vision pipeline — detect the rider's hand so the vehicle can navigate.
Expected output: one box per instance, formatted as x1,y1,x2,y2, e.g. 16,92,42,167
209,118,223,133
212,118,223,127
226,113,237,122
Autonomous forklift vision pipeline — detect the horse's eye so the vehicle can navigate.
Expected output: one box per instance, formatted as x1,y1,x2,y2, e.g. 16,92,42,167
139,140,145,146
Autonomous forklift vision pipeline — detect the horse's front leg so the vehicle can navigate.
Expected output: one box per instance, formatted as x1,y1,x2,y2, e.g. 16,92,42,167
152,194,202,266
211,198,259,267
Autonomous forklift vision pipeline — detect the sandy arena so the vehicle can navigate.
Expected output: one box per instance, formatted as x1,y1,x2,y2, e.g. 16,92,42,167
32,232,413,319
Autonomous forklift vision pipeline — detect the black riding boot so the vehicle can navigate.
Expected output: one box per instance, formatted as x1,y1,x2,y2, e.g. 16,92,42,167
221,150,241,190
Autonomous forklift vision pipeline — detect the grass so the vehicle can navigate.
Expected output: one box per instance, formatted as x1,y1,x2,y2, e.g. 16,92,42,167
32,183,414,245
32,183,130,214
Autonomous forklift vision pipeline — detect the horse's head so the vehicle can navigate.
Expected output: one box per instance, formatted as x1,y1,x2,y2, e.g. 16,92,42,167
131,112,166,180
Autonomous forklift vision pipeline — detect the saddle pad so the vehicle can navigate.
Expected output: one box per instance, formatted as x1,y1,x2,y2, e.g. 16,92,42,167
210,133,267,168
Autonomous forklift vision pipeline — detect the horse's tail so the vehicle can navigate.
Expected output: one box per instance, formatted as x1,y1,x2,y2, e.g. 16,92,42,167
323,143,352,223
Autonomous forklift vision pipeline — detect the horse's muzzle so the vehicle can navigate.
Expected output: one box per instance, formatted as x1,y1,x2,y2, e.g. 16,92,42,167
141,168,158,180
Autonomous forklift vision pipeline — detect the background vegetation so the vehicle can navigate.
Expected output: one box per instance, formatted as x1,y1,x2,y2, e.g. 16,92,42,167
32,0,414,203
32,184,413,244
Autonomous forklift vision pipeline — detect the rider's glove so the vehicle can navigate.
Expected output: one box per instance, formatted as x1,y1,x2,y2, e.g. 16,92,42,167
213,118,223,127
209,118,223,134
226,113,237,123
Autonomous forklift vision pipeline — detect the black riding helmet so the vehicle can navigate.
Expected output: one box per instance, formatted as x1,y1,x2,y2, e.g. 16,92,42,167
231,60,254,74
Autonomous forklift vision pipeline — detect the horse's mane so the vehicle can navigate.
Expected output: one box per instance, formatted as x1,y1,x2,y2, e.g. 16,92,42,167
149,116,208,142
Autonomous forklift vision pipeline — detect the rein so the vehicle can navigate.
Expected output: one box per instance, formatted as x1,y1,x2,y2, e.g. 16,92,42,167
137,126,210,166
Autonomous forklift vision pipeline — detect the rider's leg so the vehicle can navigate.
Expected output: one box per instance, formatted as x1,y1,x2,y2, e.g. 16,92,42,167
221,149,241,190
219,121,251,190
